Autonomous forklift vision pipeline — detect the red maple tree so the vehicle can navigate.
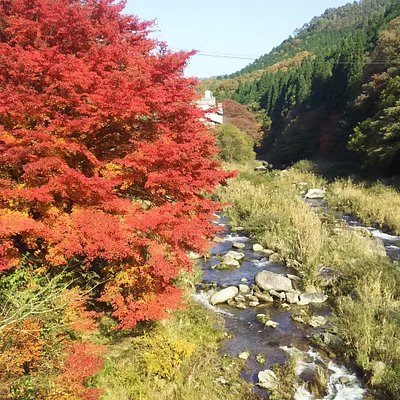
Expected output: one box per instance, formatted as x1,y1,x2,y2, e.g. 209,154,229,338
0,0,232,328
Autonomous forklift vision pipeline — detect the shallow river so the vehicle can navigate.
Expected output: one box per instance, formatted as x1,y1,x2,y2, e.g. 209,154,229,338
194,209,400,399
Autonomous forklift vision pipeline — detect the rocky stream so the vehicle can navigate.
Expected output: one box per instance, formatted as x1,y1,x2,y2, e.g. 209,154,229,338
192,197,400,399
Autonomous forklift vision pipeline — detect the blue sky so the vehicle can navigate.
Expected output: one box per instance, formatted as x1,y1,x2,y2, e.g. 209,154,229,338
125,0,353,78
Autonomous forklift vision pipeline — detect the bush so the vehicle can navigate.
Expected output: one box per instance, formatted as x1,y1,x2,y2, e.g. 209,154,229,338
216,124,256,163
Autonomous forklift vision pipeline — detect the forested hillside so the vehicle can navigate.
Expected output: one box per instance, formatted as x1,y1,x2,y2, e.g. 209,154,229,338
203,0,400,175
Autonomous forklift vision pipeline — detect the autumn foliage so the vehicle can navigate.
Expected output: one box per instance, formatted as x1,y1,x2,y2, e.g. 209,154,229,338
222,99,263,144
0,0,231,333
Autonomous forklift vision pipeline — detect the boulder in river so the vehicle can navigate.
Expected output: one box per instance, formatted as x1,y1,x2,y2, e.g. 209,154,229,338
254,291,274,303
305,188,326,199
253,243,264,252
265,320,279,328
238,351,251,360
232,242,246,250
268,253,282,263
224,250,245,261
210,286,239,305
238,284,250,294
369,237,386,257
269,289,286,301
299,292,328,305
308,315,328,328
286,290,301,304
258,369,278,390
255,271,293,292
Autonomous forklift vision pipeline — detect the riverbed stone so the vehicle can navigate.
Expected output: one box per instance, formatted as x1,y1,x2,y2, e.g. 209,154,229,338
255,271,293,292
269,290,286,301
253,243,264,252
305,188,326,199
369,237,386,257
213,237,226,243
339,376,350,385
258,370,278,390
308,315,328,328
224,251,245,261
210,286,239,305
240,277,248,283
265,320,279,328
236,302,247,309
232,242,246,250
256,314,270,324
248,301,260,307
286,290,301,304
246,294,259,302
299,292,328,305
238,284,250,294
238,351,251,360
234,295,246,302
254,292,274,303
262,249,275,257
268,253,282,263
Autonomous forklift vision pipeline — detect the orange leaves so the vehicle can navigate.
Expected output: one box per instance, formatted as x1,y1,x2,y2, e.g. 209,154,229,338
49,341,105,400
0,319,44,381
0,0,231,330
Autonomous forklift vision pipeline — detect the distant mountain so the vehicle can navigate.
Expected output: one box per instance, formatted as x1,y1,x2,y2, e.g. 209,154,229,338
201,0,400,175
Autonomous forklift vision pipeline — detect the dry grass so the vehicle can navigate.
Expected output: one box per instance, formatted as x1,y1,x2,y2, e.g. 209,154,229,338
218,163,400,398
94,301,256,400
328,179,400,235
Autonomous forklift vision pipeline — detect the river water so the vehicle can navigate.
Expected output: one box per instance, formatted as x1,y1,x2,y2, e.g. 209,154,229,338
194,209,400,399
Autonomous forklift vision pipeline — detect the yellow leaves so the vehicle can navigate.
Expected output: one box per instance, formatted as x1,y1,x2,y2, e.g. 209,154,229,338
144,336,196,380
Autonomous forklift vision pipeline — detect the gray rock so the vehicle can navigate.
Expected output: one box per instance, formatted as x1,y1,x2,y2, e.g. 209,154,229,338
224,251,245,261
305,188,326,199
255,271,293,292
256,314,270,324
253,243,264,252
287,274,302,282
236,302,247,309
308,315,328,328
339,376,350,385
246,294,259,302
254,292,274,303
269,253,282,263
234,295,246,302
258,369,278,390
269,290,286,301
210,286,239,305
262,249,275,257
213,237,226,243
369,237,386,257
238,284,250,294
232,242,246,250
240,277,248,282
299,292,328,305
286,290,301,304
248,301,260,307
238,351,251,360
265,320,279,328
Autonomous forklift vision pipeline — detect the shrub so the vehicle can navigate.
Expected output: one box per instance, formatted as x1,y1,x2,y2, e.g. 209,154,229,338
216,124,256,163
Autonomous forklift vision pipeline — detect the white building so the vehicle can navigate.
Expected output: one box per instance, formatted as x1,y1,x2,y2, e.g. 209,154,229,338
197,90,223,125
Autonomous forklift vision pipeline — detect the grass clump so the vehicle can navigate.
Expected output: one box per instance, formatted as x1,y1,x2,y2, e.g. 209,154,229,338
94,301,257,400
328,179,400,234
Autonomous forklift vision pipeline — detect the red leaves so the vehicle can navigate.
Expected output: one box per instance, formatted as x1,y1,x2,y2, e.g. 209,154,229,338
0,0,231,329
50,341,105,400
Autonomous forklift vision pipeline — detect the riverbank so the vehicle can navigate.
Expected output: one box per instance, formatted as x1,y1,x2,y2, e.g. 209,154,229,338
93,269,258,400
217,162,400,399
